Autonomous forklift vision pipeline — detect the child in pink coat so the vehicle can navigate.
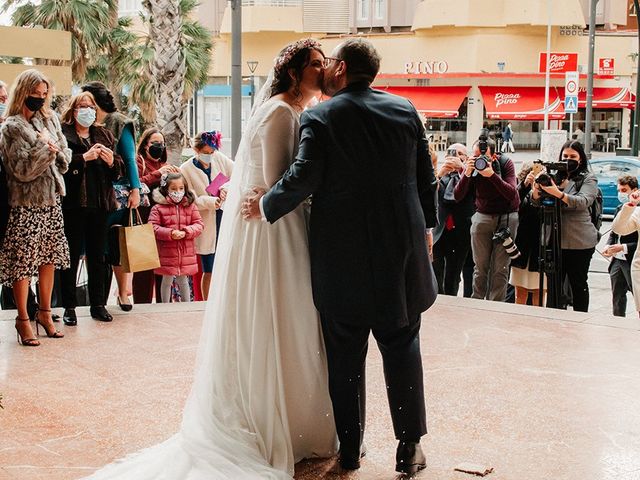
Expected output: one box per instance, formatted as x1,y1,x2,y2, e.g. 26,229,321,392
149,173,204,302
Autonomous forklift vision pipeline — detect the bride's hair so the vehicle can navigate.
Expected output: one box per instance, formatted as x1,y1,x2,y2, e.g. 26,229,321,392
269,38,323,100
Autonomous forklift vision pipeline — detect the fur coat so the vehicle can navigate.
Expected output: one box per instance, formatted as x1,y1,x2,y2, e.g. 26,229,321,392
0,111,71,207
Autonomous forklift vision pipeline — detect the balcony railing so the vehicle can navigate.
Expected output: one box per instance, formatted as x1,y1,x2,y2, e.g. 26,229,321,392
242,0,302,6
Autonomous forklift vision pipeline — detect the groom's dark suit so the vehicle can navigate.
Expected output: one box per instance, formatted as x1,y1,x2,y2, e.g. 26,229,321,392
262,81,438,457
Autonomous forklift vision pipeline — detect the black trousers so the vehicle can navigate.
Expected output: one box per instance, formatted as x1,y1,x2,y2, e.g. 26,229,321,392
432,228,470,296
609,258,632,317
60,208,109,308
561,247,595,312
320,315,427,456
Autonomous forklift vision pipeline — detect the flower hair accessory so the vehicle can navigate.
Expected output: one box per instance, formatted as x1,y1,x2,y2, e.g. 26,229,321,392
160,173,168,187
201,131,222,150
274,38,321,74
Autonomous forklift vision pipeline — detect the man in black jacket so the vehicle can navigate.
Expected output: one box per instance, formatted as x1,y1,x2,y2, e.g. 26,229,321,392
603,175,638,316
243,39,438,475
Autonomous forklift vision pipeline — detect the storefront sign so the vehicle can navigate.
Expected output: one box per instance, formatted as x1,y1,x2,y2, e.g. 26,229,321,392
538,52,578,73
599,58,615,75
404,61,450,75
494,92,521,107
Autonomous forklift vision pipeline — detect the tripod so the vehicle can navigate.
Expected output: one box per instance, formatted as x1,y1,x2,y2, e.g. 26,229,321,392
538,196,563,308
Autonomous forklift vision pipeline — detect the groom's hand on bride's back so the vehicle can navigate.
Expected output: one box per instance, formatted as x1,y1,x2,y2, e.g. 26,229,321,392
241,187,266,221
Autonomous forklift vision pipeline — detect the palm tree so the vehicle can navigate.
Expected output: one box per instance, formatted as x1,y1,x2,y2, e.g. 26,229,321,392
143,0,186,162
4,0,110,80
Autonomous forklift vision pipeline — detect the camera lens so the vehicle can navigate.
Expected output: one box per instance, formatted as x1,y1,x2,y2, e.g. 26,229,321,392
535,172,552,187
474,157,488,171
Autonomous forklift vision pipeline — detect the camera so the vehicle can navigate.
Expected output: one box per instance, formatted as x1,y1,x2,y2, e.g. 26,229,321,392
533,160,568,187
492,226,521,260
446,147,458,157
474,129,492,171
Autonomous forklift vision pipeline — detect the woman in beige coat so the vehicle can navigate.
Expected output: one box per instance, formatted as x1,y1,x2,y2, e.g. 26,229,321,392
180,131,233,299
611,190,640,316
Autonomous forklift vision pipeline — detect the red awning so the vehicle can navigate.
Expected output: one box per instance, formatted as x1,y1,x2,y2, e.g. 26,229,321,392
479,86,565,120
559,87,635,109
374,86,470,118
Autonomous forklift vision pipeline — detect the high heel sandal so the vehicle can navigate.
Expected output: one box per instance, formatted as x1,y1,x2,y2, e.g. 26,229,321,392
15,317,40,346
35,308,64,338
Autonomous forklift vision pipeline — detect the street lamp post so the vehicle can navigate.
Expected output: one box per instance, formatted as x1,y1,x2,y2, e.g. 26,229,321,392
247,60,258,108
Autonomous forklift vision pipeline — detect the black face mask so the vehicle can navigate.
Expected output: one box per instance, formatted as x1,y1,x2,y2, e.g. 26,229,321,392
148,142,165,160
567,159,580,172
25,96,45,112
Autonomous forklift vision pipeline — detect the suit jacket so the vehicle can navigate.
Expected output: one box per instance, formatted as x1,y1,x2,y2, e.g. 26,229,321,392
608,203,638,271
262,82,438,328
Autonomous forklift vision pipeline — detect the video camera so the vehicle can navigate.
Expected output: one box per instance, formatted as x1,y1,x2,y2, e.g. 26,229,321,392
533,160,568,187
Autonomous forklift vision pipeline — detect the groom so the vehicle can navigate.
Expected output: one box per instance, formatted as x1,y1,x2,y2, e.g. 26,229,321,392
243,38,438,475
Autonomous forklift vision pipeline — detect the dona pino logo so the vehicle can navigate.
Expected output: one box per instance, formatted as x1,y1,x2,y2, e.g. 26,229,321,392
495,93,520,107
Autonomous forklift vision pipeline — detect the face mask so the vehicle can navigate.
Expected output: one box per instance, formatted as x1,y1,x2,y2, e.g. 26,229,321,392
567,159,579,172
76,107,96,128
618,192,630,204
25,95,45,112
169,191,185,204
0,103,6,117
148,142,165,160
199,153,213,165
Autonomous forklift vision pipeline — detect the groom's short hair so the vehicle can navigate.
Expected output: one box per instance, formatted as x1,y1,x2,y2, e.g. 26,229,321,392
337,39,381,85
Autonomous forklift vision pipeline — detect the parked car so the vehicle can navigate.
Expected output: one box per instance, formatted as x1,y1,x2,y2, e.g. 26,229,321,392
590,156,640,215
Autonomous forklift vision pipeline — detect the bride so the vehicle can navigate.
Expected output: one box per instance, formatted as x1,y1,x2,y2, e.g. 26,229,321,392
85,38,337,479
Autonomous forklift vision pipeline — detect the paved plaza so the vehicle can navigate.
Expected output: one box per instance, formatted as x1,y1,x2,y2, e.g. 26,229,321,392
1,295,639,480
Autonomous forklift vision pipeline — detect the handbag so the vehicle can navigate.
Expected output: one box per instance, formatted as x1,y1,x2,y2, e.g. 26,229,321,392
118,208,161,273
113,182,151,211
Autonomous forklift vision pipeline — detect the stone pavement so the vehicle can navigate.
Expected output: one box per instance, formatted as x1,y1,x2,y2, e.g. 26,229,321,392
1,297,639,480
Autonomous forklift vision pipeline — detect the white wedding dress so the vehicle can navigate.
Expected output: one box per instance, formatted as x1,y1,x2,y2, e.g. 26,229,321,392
85,98,337,479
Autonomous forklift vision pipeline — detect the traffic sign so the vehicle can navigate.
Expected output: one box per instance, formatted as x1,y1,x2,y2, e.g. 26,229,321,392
565,71,579,96
565,95,578,114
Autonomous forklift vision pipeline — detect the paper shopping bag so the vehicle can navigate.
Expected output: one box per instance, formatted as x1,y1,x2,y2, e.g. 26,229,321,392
118,209,160,273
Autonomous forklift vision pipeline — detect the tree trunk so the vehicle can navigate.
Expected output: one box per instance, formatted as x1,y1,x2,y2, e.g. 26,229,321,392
144,0,187,165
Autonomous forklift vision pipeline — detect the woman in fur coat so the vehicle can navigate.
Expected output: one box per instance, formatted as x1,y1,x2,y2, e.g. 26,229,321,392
0,69,71,346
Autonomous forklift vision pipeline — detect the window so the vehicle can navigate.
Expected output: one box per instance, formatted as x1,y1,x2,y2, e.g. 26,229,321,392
630,1,637,16
119,0,142,16
357,0,369,20
374,0,385,19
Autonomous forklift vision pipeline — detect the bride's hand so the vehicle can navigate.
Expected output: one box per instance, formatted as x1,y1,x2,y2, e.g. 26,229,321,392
241,187,266,220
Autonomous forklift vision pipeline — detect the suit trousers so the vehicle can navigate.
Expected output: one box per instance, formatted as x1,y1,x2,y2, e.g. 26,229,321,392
320,314,427,456
60,208,109,308
609,258,632,317
470,212,519,301
433,227,471,296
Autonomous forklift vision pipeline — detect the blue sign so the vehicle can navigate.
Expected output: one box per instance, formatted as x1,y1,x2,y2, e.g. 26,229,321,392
565,95,578,114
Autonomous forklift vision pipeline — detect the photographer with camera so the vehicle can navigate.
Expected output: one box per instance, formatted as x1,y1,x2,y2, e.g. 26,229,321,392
432,143,474,295
531,140,599,312
454,131,519,301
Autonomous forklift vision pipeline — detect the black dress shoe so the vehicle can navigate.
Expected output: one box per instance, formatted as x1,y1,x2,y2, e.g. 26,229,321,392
63,308,77,326
395,441,426,475
90,306,113,322
117,297,133,312
338,445,367,470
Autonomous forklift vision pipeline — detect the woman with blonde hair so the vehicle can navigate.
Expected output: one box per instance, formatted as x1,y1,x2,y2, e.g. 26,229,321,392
0,69,70,345
59,91,122,325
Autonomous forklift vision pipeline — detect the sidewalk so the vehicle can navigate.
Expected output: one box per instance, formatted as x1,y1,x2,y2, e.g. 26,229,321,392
1,298,639,479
